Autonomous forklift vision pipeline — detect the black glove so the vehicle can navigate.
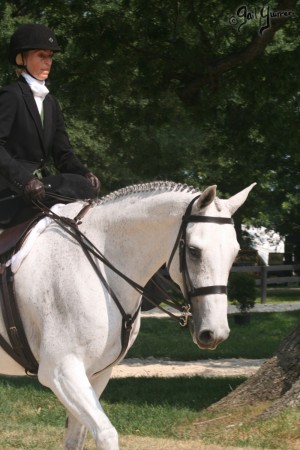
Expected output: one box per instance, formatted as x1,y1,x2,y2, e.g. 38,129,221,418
85,172,100,192
23,177,46,201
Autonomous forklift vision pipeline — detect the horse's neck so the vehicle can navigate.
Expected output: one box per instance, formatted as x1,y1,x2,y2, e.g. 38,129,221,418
87,191,193,285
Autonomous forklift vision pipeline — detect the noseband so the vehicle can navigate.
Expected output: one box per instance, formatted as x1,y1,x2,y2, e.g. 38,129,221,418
17,196,233,377
167,195,233,316
36,196,233,337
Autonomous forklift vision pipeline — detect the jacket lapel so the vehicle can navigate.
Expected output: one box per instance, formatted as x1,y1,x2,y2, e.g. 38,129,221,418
42,95,52,151
17,78,46,154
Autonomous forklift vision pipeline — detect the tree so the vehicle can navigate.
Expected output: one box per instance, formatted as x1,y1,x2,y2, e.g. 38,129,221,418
48,0,299,237
210,319,300,418
0,1,298,229
0,0,300,422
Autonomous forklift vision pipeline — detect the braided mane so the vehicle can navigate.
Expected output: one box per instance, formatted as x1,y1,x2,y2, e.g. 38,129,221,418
98,181,200,205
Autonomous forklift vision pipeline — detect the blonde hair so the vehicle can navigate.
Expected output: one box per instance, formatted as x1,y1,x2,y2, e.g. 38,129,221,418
15,52,27,77
15,67,23,76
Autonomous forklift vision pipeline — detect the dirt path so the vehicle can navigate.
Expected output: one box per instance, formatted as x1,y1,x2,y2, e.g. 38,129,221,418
117,302,299,379
119,435,263,450
112,357,264,378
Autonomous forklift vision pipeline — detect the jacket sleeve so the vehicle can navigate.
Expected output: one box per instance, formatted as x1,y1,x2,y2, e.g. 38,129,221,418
0,89,34,190
50,96,89,176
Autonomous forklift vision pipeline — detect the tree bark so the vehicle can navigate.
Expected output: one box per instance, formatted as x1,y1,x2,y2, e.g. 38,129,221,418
210,320,300,417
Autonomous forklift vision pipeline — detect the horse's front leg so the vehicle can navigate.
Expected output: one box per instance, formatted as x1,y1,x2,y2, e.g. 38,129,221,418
64,369,114,450
38,357,118,450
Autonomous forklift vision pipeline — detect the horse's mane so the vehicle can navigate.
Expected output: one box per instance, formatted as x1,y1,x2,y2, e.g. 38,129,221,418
97,181,200,205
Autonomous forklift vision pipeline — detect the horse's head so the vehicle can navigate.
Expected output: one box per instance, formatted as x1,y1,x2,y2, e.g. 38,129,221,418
168,183,256,350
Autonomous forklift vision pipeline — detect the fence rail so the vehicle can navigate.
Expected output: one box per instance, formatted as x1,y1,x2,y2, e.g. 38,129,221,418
232,264,300,303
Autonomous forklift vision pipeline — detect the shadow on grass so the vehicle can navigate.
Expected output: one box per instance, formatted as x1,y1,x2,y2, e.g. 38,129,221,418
103,376,245,411
0,375,45,390
0,375,245,412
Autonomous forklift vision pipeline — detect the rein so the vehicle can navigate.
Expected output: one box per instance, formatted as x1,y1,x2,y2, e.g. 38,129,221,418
37,195,234,325
30,195,233,374
31,201,187,374
34,199,187,325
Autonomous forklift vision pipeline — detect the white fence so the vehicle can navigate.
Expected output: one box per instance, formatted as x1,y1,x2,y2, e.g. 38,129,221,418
231,264,300,303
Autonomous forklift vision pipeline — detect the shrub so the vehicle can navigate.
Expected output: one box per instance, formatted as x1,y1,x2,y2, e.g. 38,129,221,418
228,272,256,313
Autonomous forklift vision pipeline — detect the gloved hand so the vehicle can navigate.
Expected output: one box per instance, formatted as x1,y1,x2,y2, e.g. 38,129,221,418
85,172,100,192
23,177,46,201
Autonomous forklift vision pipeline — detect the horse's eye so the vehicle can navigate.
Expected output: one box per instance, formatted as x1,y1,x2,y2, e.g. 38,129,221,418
188,246,201,259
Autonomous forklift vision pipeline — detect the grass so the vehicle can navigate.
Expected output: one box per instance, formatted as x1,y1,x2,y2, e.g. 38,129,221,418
1,376,300,449
188,403,300,450
260,287,300,304
0,375,244,449
126,310,300,360
1,299,300,449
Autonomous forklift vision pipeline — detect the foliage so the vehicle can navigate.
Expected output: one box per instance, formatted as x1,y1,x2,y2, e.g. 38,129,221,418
0,0,299,229
228,272,257,313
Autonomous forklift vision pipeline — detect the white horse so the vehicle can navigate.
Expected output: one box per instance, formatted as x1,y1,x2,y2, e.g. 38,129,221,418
0,181,255,450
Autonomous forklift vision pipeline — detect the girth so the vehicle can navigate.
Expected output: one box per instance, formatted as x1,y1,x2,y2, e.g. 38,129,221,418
0,215,44,375
0,194,235,377
0,265,38,375
0,201,96,376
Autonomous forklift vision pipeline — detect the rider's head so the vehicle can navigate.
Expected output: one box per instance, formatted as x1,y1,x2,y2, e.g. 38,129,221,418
9,24,61,80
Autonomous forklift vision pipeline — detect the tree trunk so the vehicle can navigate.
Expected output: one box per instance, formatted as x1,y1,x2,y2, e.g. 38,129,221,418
210,320,300,417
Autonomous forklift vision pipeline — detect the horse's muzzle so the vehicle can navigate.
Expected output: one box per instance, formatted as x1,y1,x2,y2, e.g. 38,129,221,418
197,329,227,350
189,318,230,350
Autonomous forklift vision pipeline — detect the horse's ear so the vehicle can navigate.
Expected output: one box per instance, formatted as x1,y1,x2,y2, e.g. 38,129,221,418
226,183,257,215
196,185,217,210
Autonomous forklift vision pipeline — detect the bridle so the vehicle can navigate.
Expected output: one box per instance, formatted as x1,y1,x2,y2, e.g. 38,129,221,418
167,194,233,324
32,195,234,373
35,194,234,327
1,194,236,377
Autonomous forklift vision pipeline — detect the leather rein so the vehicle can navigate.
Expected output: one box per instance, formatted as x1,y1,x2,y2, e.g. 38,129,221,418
0,195,233,376
39,194,233,330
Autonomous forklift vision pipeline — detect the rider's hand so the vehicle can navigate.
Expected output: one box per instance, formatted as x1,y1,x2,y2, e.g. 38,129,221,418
23,177,46,201
85,172,100,192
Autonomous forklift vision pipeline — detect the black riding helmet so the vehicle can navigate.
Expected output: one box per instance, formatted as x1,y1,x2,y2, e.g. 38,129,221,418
9,23,61,66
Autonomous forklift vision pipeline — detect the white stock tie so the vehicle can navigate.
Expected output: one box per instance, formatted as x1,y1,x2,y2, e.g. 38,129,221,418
22,73,49,117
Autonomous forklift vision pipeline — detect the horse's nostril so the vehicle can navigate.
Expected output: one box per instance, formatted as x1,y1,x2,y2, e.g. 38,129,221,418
199,329,214,344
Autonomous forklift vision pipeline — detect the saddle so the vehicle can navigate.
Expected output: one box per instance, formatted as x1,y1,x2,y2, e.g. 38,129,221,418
0,214,43,376
0,201,94,376
0,214,42,256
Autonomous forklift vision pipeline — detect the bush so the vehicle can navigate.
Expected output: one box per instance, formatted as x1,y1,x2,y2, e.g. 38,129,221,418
228,272,256,313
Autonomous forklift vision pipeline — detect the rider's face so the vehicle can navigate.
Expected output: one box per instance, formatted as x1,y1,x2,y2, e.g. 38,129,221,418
24,49,54,80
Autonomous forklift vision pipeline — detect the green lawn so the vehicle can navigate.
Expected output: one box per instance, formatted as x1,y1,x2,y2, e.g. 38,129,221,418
0,374,245,449
1,304,300,449
1,374,300,449
126,310,300,360
261,287,300,303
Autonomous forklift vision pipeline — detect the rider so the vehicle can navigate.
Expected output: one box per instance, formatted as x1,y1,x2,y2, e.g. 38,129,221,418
0,23,100,225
